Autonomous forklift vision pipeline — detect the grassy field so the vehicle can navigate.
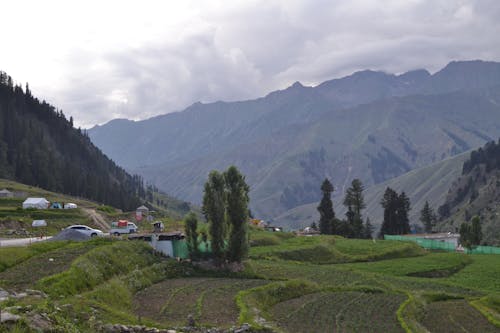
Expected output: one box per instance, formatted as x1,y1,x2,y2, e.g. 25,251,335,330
1,231,500,332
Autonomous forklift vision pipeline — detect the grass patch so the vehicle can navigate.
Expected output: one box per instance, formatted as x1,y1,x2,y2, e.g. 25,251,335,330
0,241,74,272
446,254,500,292
0,241,104,291
37,241,162,297
250,235,425,264
342,252,471,277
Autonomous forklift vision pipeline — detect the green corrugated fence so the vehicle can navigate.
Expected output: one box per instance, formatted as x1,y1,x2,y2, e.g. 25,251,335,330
384,234,500,254
172,240,212,259
464,245,500,255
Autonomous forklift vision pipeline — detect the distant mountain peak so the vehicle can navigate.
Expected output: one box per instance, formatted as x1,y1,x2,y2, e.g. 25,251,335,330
290,81,304,88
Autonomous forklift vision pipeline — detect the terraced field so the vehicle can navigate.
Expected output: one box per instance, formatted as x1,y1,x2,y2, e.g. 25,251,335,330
133,278,268,326
421,299,499,332
1,231,499,333
0,242,99,291
271,291,406,333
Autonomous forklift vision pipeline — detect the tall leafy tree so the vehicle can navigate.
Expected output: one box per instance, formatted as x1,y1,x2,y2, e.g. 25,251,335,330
459,216,482,250
420,201,436,233
202,170,227,262
343,179,366,238
317,178,335,234
224,166,250,263
184,212,200,259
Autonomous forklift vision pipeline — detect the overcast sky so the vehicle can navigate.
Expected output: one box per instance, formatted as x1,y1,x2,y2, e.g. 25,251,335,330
1,0,500,128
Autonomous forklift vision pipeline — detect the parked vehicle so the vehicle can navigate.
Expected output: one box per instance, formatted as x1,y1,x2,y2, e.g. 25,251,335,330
110,220,138,236
66,225,103,237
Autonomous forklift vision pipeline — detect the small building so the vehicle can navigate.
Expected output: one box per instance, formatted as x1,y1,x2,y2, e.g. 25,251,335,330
0,189,13,198
64,203,78,209
130,232,185,258
23,197,50,209
136,205,149,214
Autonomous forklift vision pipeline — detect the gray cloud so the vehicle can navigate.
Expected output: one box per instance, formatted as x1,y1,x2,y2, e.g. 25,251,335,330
22,0,500,128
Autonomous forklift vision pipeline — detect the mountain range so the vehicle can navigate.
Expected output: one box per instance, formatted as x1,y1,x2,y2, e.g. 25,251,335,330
89,60,500,227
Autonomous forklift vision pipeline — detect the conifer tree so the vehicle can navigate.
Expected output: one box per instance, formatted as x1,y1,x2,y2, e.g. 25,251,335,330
420,201,436,233
343,179,366,238
379,187,411,236
317,178,335,234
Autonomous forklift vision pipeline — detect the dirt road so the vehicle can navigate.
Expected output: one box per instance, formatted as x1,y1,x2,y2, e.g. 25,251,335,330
81,208,110,231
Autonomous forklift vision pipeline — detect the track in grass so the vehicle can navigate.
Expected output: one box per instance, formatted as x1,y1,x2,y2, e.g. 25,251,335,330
271,291,406,333
133,278,268,327
421,299,499,333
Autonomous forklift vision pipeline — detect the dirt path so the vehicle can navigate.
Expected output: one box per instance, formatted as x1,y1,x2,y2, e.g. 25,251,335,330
81,208,109,231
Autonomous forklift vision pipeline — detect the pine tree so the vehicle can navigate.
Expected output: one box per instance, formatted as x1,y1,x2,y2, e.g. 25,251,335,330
202,170,227,262
420,201,436,233
184,212,199,259
397,192,411,235
379,187,399,236
379,188,411,236
224,166,250,263
343,179,366,238
317,178,335,234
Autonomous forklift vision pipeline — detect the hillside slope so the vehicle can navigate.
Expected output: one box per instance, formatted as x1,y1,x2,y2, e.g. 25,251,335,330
436,140,500,245
273,152,470,231
89,60,500,220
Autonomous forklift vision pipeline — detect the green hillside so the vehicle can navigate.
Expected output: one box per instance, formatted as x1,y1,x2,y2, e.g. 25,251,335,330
274,151,470,231
0,178,194,236
1,231,500,332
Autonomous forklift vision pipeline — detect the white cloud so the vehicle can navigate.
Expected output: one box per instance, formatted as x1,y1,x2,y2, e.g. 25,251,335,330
1,0,499,127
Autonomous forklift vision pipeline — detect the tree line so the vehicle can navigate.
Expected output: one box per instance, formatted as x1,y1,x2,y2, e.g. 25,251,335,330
0,71,145,210
316,178,440,238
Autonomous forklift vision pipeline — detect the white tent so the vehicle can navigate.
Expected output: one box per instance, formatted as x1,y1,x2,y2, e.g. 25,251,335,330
23,197,50,209
32,220,47,227
64,203,78,209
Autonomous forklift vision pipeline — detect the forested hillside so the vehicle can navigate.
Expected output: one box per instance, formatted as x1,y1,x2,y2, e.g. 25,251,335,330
0,71,144,210
436,139,500,245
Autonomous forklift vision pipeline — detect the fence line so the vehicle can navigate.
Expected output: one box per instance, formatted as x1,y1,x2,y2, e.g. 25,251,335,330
383,235,500,254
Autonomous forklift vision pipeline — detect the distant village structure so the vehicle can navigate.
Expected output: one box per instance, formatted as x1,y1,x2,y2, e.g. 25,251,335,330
0,189,13,198
135,205,149,221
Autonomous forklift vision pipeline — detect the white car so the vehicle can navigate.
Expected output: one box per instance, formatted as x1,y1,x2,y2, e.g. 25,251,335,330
66,225,103,237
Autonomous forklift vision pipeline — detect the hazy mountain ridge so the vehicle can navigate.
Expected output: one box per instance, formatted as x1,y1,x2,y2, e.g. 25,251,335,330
89,60,500,223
